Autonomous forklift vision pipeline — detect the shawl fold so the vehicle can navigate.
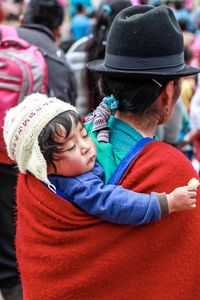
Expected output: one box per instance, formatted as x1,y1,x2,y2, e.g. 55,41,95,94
16,141,200,300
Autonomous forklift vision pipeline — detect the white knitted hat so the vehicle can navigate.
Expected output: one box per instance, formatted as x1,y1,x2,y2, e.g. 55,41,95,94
3,93,78,185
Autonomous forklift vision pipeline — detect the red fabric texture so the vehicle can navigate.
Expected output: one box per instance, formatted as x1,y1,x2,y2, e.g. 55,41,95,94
16,141,200,300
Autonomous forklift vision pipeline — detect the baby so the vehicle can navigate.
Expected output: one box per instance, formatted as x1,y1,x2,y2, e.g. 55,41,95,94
3,94,198,226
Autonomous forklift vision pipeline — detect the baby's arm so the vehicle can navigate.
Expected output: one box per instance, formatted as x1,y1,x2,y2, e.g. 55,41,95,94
73,179,198,225
50,172,198,226
73,179,162,225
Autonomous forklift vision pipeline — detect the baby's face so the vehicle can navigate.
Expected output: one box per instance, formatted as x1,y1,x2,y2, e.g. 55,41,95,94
48,121,96,177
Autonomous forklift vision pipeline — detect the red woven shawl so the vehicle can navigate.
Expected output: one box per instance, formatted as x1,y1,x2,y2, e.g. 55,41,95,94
16,141,200,300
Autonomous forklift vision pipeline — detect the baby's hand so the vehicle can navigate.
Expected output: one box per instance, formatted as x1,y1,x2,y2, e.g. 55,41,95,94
167,186,197,214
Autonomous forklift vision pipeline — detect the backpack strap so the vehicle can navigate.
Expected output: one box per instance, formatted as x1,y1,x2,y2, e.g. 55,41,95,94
108,137,154,185
0,24,29,49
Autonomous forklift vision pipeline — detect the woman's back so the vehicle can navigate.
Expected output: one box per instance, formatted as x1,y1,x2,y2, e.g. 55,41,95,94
16,141,200,299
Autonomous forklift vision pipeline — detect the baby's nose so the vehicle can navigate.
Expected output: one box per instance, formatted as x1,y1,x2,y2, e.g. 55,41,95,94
80,141,90,154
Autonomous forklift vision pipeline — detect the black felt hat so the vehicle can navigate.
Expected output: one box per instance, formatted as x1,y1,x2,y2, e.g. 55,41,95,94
87,5,200,79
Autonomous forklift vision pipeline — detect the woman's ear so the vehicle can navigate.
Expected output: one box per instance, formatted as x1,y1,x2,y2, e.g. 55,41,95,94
161,80,174,106
156,80,176,123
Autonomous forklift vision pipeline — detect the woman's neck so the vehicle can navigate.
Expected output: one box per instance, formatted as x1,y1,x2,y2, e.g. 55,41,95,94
115,111,158,138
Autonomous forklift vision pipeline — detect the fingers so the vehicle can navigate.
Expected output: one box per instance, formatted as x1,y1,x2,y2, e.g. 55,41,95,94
186,200,196,210
189,196,197,208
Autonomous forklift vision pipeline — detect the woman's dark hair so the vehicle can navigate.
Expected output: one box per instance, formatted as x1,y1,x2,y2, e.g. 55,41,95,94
100,75,175,114
85,0,132,111
23,0,64,32
38,110,81,170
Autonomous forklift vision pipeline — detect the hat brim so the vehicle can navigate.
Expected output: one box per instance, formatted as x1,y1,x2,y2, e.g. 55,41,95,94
87,59,200,79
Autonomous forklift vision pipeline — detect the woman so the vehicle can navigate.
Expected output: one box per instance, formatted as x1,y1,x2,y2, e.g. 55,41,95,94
6,5,200,300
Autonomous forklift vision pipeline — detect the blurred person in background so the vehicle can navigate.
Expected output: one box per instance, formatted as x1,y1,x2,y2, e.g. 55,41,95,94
18,0,77,102
178,18,195,48
69,0,93,18
65,0,132,115
85,0,132,111
71,3,93,40
178,74,200,173
0,0,23,21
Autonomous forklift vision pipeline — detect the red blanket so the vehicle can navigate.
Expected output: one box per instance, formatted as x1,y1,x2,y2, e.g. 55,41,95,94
16,141,200,300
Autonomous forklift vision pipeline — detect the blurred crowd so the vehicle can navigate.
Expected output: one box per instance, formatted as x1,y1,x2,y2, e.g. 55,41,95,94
0,1,200,300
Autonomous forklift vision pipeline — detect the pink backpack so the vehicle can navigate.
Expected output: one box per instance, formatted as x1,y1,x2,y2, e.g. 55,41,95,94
0,24,48,154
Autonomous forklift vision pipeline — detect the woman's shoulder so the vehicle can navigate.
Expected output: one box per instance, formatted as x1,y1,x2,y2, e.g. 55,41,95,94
120,140,199,194
141,140,190,162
